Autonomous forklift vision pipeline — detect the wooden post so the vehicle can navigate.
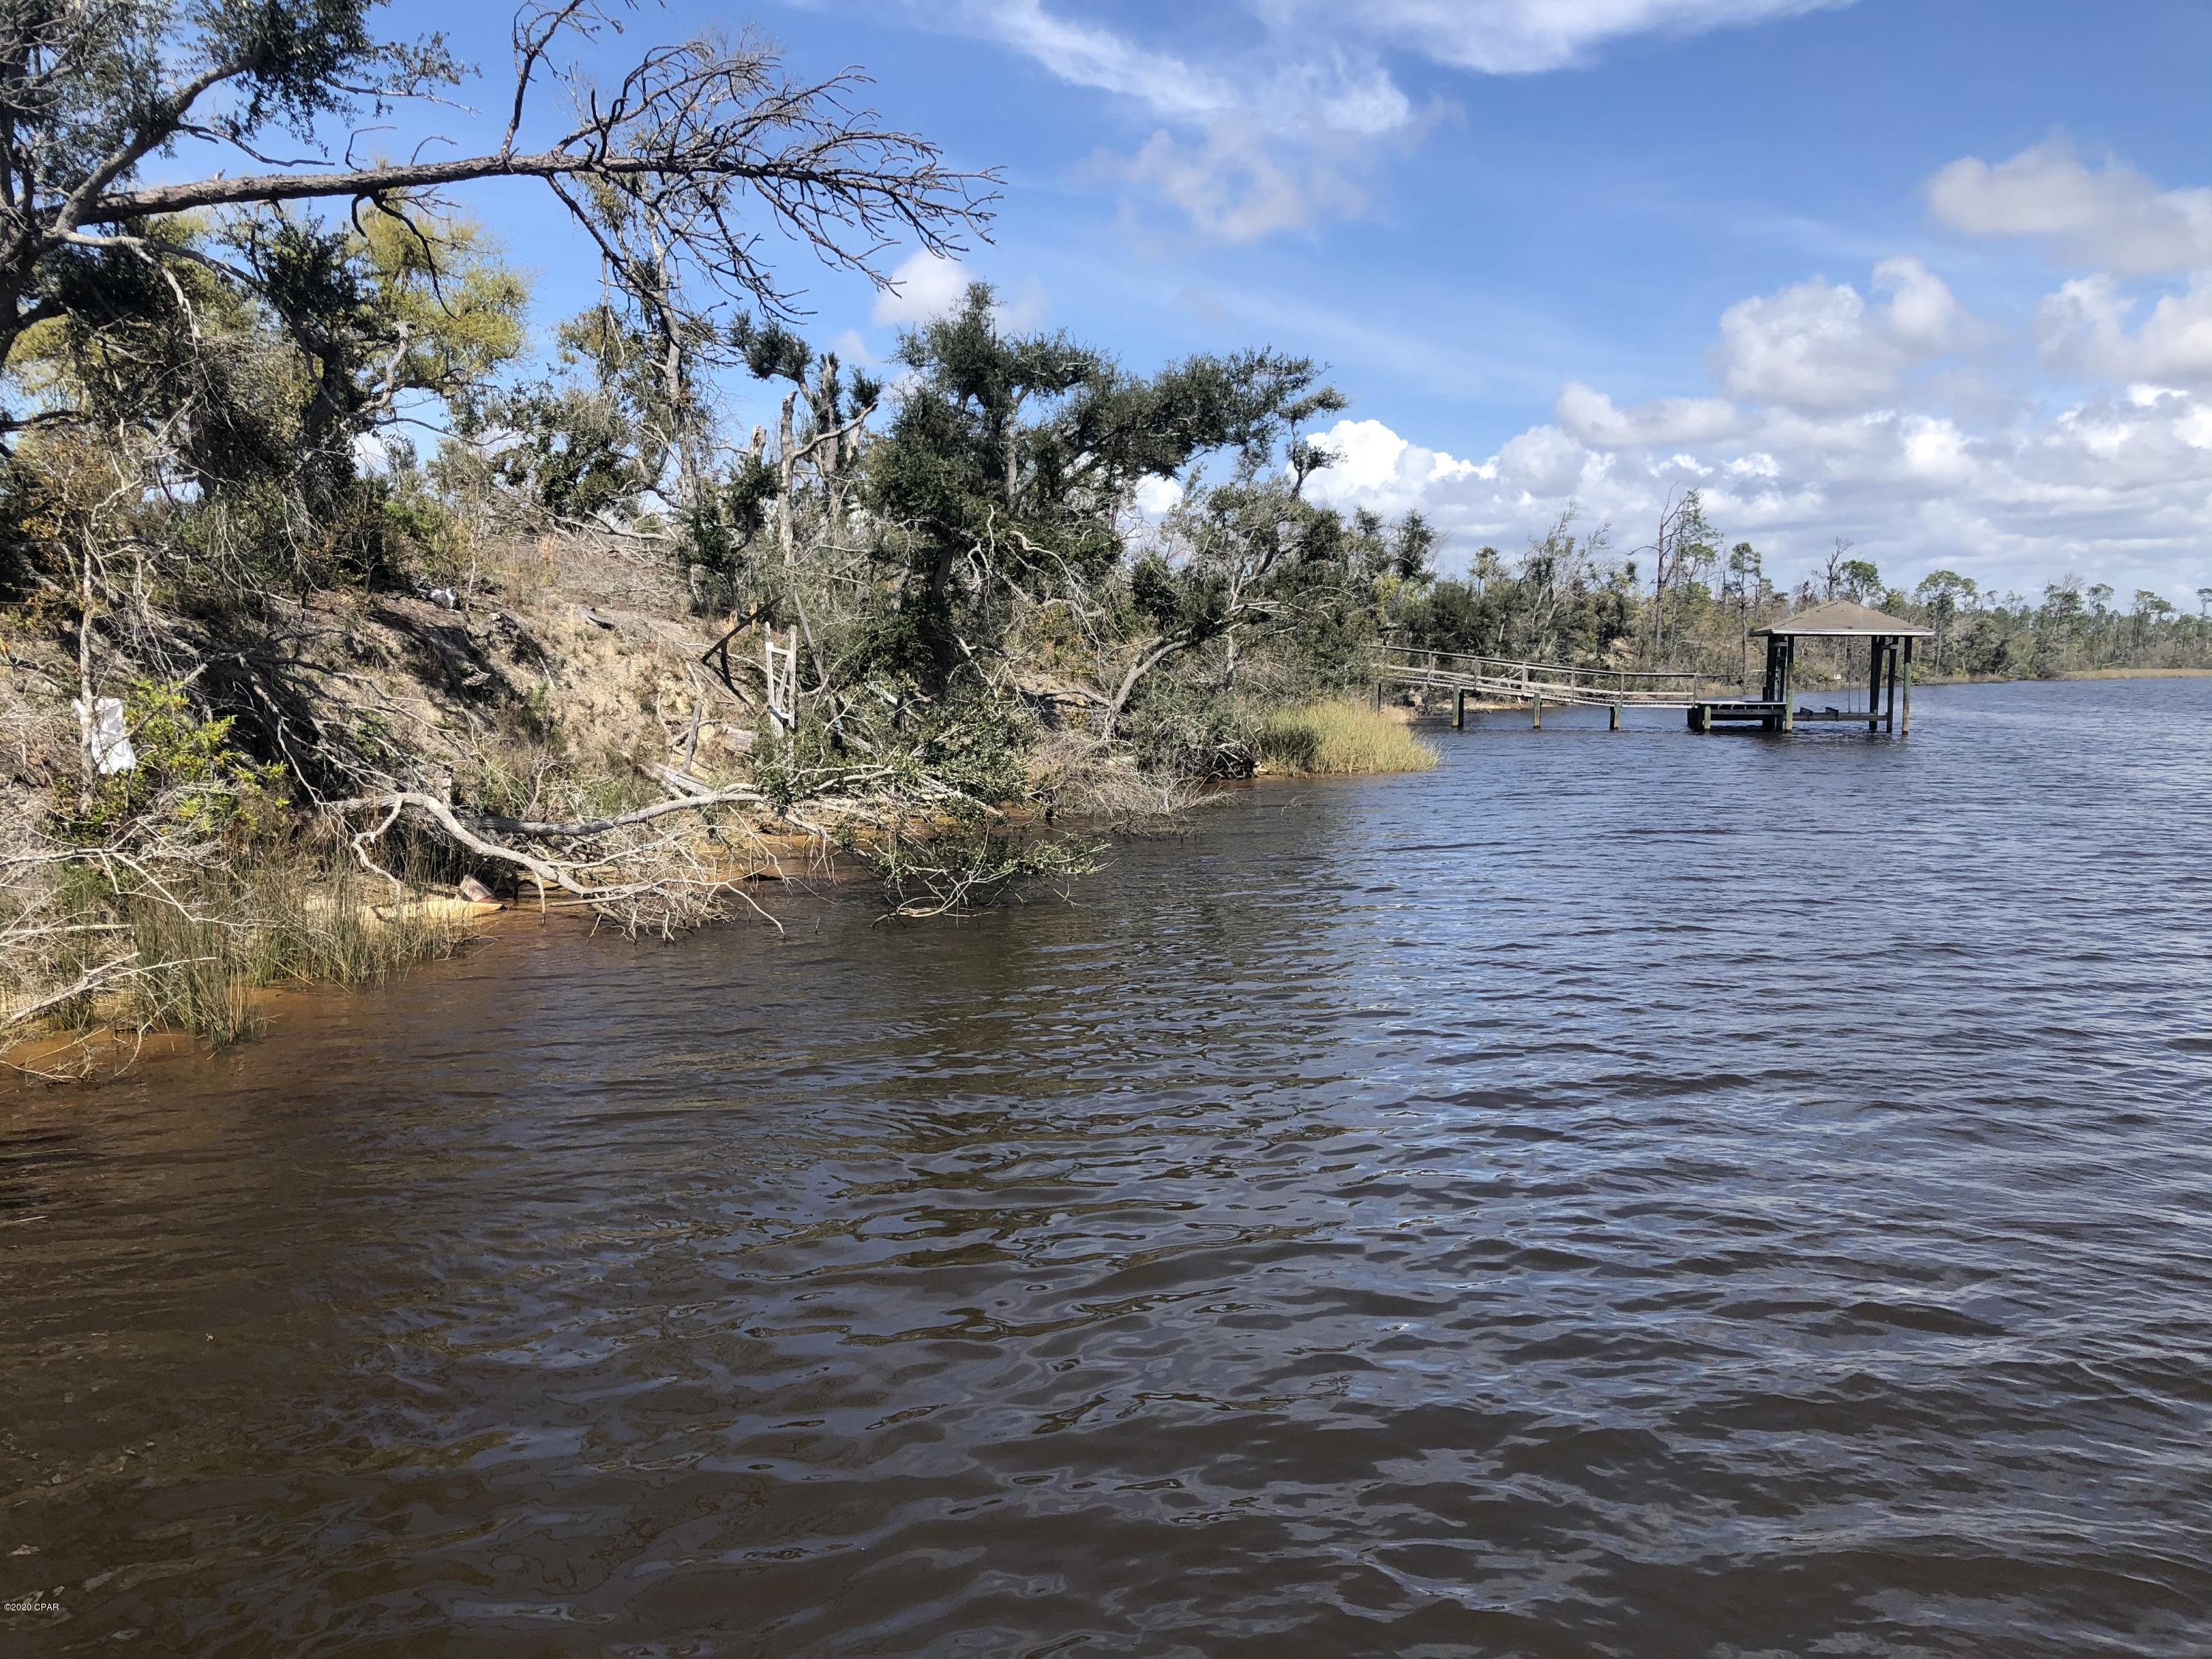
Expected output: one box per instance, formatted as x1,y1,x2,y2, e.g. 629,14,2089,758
1453,688,1465,729
1899,638,1913,734
1867,635,1885,730
1779,639,1795,733
1609,703,1620,731
1531,696,1543,730
1373,680,1382,710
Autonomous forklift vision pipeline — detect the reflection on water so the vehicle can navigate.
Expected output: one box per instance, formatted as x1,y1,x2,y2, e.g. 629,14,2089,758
5,679,2212,1656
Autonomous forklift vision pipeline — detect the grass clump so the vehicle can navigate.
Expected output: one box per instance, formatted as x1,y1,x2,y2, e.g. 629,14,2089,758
1254,699,1439,776
14,853,476,1049
120,856,473,1044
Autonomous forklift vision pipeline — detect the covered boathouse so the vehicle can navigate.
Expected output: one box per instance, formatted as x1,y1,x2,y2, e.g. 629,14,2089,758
1691,599,1934,734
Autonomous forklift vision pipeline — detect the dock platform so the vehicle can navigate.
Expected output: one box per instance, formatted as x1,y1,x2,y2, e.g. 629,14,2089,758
1687,700,1785,731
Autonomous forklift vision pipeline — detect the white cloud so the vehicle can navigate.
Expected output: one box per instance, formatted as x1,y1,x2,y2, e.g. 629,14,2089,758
1877,254,1966,352
1133,475,1185,517
1307,417,1485,510
961,0,1237,122
1304,60,1416,136
1557,380,1738,447
2038,273,2212,386
1304,0,1853,74
872,251,1048,333
1495,424,1601,498
1714,278,1887,410
1113,124,1368,243
827,328,877,369
1300,392,2212,598
1709,257,1964,412
1927,139,2212,276
872,251,972,327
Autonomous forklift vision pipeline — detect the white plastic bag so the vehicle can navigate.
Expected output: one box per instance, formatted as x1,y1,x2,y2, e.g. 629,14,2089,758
74,696,136,776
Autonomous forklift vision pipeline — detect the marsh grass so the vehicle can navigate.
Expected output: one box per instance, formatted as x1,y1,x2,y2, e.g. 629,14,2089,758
116,854,472,1044
1255,700,1439,776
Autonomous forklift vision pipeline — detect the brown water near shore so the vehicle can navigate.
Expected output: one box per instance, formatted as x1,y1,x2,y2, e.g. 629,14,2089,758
5,678,2212,1655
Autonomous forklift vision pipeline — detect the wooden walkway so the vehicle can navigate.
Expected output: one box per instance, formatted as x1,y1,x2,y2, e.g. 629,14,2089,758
1378,646,1704,709
1375,647,1796,732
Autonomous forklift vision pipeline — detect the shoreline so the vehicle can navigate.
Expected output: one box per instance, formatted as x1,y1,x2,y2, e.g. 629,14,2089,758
4,724,1440,1080
14,671,2208,1081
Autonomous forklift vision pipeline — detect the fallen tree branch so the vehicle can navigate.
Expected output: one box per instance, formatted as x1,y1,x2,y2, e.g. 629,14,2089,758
469,787,770,838
323,791,588,897
327,785,769,844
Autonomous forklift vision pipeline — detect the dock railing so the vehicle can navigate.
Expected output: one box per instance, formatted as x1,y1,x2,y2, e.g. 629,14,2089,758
1376,646,1711,709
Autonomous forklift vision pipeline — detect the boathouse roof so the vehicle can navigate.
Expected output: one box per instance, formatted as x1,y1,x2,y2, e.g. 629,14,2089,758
1753,599,1933,638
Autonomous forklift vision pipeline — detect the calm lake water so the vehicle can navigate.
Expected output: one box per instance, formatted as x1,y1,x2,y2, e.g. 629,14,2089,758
5,678,2212,1657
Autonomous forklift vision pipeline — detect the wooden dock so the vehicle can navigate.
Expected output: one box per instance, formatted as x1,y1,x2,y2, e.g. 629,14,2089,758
1377,647,1708,730
1377,601,1929,737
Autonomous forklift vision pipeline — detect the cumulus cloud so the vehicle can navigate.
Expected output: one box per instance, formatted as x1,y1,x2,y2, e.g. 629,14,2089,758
1877,253,1967,351
872,251,1048,333
1556,381,1738,448
1714,278,1890,410
2038,273,2212,386
1133,475,1185,517
826,328,878,369
1312,417,1486,505
1299,392,2212,597
1709,257,1964,411
1927,139,2212,276
872,251,972,327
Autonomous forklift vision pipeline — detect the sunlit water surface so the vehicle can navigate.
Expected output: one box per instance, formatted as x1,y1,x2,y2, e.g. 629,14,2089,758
5,678,2212,1657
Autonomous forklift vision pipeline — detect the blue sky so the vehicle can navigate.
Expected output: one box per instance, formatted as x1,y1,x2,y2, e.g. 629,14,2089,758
378,0,2212,601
